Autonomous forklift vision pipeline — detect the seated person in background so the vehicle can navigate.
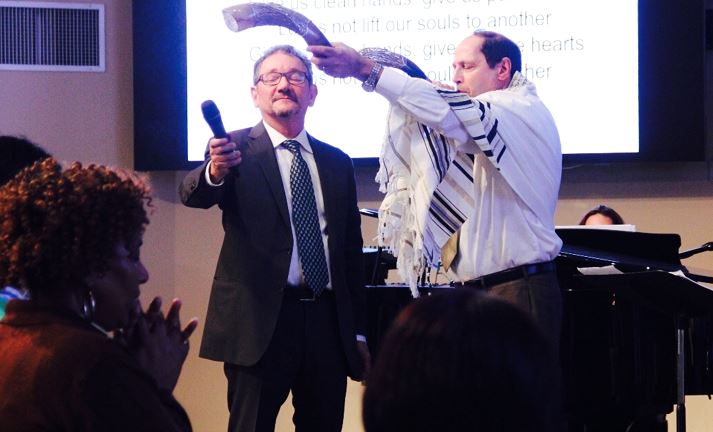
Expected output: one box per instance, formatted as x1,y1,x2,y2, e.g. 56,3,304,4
0,135,51,319
0,135,50,185
0,135,50,186
579,204,625,226
363,289,563,432
0,158,197,431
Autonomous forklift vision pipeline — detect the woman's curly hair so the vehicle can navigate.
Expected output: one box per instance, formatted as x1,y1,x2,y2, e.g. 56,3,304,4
0,158,152,296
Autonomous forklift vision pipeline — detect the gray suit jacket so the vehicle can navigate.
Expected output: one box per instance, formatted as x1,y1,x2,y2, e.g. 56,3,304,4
179,122,366,379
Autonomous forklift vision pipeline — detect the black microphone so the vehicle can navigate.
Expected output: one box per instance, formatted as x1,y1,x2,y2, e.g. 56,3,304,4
201,99,228,139
201,99,239,177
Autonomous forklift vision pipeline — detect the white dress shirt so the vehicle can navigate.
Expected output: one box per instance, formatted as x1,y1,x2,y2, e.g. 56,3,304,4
375,67,562,281
264,123,333,289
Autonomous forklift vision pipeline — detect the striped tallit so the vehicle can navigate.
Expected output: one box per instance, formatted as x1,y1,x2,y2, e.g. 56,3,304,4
375,72,529,296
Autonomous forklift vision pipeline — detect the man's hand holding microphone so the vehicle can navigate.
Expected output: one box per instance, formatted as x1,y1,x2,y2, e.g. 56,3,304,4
201,100,242,183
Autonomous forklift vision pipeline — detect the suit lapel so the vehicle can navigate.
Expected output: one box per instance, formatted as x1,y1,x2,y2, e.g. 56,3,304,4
310,136,336,235
248,123,291,228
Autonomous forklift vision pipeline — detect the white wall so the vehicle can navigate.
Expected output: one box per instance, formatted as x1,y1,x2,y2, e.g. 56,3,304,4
1,1,713,431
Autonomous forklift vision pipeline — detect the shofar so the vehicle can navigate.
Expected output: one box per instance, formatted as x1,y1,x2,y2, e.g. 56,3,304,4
223,2,428,79
359,47,428,80
223,2,330,46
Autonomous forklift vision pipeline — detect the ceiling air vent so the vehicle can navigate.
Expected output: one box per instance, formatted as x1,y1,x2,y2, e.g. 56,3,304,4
0,1,105,72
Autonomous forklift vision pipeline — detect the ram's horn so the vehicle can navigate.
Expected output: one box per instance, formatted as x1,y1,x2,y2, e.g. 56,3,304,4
359,47,429,80
223,2,331,47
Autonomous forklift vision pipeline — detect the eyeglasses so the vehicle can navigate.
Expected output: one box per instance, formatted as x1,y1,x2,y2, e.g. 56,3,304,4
257,71,309,86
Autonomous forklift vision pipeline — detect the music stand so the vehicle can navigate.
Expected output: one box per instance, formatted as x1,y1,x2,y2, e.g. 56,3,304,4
573,270,713,432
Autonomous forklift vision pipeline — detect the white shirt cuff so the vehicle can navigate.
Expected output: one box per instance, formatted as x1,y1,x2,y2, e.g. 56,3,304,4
356,334,367,343
374,67,409,103
204,161,225,187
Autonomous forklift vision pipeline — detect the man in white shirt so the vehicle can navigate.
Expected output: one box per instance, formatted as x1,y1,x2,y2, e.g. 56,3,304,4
308,31,562,350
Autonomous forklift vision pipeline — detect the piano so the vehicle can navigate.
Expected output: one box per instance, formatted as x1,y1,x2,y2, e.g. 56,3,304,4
363,229,713,432
362,245,453,357
556,228,713,432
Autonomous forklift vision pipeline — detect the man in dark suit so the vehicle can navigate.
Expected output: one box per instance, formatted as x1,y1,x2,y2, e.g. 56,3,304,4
179,45,370,432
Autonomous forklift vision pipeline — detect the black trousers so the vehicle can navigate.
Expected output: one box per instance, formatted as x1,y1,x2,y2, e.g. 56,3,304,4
458,270,562,355
224,291,348,432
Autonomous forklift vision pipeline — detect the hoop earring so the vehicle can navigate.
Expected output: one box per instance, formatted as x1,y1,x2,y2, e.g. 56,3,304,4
81,290,96,322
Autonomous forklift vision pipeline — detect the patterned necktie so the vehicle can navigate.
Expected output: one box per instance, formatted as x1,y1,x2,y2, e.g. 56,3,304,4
283,140,329,295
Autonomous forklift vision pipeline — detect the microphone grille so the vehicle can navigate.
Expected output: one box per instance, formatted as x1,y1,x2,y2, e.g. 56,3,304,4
201,100,220,119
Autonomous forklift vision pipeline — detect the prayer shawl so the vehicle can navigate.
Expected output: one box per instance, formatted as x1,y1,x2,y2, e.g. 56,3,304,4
375,72,535,297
